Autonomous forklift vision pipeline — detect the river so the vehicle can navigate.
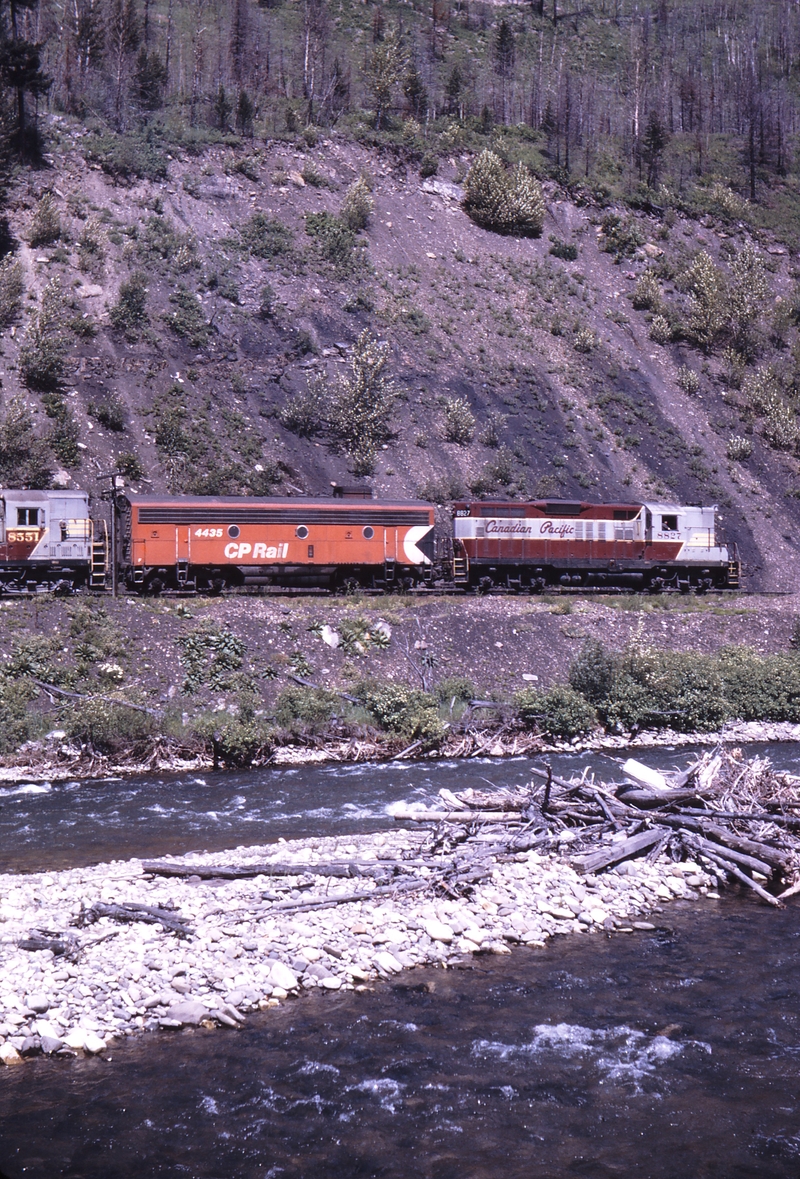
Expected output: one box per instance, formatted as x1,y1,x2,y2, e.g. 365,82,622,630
2,746,800,1177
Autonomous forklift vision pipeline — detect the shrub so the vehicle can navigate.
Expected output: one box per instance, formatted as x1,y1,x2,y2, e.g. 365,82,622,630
28,193,62,247
632,268,663,313
358,681,445,744
420,153,438,179
480,410,506,448
515,683,597,738
89,396,125,432
0,679,37,753
0,256,23,328
716,647,800,722
43,393,82,468
416,473,466,504
442,396,475,445
177,624,246,693
729,240,768,354
110,273,149,339
19,278,70,390
602,647,728,733
63,698,155,753
701,182,746,222
549,237,578,261
649,314,673,344
599,213,644,261
85,134,168,182
340,177,374,232
258,283,276,319
469,447,515,494
0,398,51,487
684,251,727,347
574,326,597,353
305,211,362,272
117,451,144,480
435,677,475,705
77,217,106,272
278,378,329,437
239,213,294,259
274,685,338,734
165,287,210,347
569,639,616,705
726,435,752,461
676,366,700,394
743,365,798,450
463,150,545,237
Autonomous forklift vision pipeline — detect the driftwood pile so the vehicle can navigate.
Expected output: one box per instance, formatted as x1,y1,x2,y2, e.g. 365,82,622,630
392,748,800,909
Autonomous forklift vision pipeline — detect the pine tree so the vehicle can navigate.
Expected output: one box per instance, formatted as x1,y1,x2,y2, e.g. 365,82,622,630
403,63,428,120
236,89,255,136
642,110,669,187
367,30,406,131
445,63,462,117
214,83,232,131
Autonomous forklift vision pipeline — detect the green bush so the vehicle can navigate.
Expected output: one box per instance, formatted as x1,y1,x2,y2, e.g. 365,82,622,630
19,277,70,390
165,287,210,347
274,685,338,734
63,698,155,753
442,396,475,445
110,273,149,340
435,677,475,704
358,681,445,744
0,679,38,753
420,153,438,179
85,134,168,182
0,398,51,487
89,395,125,432
340,177,374,231
549,237,578,261
515,683,597,738
28,193,62,248
683,250,727,347
569,639,615,704
305,211,363,272
117,452,144,480
177,624,247,693
238,213,294,260
716,647,800,721
632,269,664,313
0,256,23,327
191,696,272,767
599,213,644,261
463,150,545,237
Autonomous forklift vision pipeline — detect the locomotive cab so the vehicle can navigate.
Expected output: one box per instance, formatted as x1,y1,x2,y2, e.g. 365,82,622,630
0,489,94,593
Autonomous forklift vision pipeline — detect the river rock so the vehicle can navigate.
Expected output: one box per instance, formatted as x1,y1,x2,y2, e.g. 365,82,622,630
40,1034,64,1054
269,963,298,991
320,977,342,990
63,1028,87,1050
83,1032,107,1055
26,994,49,1014
424,919,454,943
374,951,403,974
0,1043,23,1066
166,1000,207,1026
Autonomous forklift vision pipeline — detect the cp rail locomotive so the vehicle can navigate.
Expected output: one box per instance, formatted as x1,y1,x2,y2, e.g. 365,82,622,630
0,485,739,595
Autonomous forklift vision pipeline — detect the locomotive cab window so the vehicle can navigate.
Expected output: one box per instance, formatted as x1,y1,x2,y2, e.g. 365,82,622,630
661,514,679,532
296,525,309,539
17,508,39,526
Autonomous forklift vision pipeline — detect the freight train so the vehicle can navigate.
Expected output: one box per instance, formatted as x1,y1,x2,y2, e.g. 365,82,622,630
0,485,740,595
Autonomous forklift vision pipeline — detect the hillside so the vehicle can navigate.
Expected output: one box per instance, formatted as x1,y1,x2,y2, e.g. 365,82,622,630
0,122,798,587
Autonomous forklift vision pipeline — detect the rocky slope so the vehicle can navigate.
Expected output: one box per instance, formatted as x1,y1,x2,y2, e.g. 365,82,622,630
1,118,800,588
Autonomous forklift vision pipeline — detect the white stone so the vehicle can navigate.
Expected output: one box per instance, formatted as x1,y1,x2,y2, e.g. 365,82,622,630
0,1043,23,1066
64,1029,87,1050
83,1032,107,1055
320,977,342,990
374,951,403,974
268,963,298,991
424,919,454,943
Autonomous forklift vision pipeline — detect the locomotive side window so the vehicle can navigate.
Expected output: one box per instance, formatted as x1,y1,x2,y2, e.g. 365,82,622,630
362,526,374,539
585,522,594,541
296,525,309,539
17,508,39,526
661,514,678,532
574,521,583,541
227,525,240,538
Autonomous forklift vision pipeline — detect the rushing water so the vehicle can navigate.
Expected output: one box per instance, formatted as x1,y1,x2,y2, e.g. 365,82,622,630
4,742,800,876
3,746,800,1177
2,894,800,1178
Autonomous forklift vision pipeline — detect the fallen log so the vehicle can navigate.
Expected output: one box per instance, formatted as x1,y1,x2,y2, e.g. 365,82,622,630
651,814,791,873
682,833,776,879
75,901,193,937
574,827,670,875
391,806,521,823
684,841,784,908
142,859,386,880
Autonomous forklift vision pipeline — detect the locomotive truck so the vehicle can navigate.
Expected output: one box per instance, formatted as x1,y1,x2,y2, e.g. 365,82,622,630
0,485,739,595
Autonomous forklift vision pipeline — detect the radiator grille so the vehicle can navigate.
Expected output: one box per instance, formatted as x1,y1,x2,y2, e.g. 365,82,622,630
137,507,430,527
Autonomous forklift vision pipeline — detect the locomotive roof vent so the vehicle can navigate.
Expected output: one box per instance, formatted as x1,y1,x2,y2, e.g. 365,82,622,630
331,484,374,500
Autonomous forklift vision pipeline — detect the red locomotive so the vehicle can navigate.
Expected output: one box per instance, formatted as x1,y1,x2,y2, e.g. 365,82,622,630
120,487,436,593
452,498,739,591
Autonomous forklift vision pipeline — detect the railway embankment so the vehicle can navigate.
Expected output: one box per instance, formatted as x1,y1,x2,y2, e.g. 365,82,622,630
2,591,800,780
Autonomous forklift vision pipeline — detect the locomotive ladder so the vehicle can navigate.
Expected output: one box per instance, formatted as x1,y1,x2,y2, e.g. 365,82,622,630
90,520,109,589
452,554,469,584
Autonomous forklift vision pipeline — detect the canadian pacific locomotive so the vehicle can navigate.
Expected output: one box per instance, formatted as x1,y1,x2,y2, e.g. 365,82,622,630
0,486,739,595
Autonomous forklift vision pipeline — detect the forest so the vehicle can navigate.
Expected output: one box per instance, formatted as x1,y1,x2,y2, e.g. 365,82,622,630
0,0,797,216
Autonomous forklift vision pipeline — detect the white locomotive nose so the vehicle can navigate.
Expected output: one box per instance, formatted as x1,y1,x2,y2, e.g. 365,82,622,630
403,525,435,565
